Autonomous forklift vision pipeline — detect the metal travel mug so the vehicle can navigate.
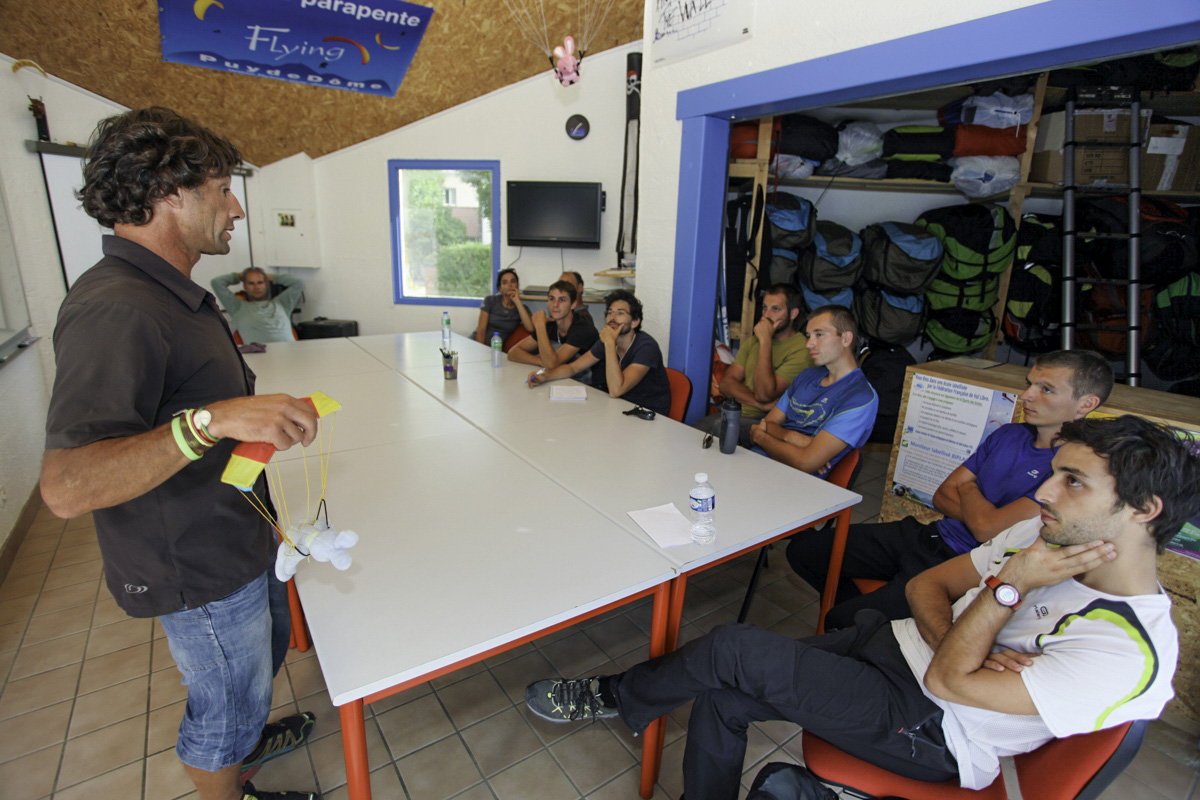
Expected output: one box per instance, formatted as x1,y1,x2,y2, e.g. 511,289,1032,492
719,399,741,454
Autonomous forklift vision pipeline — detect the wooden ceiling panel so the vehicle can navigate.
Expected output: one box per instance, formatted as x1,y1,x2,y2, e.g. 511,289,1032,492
2,0,645,165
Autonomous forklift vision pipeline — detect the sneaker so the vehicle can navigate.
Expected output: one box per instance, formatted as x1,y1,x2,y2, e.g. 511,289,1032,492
241,781,319,800
525,677,618,723
242,711,316,770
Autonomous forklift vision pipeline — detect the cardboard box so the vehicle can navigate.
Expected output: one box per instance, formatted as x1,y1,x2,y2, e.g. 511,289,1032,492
1029,109,1200,192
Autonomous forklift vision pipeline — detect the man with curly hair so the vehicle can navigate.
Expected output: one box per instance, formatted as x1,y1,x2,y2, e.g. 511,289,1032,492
40,108,319,800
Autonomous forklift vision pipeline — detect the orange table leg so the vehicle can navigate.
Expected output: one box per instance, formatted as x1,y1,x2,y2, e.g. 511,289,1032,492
287,578,309,652
340,700,371,800
639,576,689,799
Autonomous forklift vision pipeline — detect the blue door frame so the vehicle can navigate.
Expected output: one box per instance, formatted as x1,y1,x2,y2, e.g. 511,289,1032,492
667,0,1200,423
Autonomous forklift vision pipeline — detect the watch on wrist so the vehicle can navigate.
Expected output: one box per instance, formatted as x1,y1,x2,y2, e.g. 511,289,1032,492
985,575,1022,609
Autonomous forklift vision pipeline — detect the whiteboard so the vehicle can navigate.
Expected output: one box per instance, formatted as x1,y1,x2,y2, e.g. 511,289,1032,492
39,152,252,290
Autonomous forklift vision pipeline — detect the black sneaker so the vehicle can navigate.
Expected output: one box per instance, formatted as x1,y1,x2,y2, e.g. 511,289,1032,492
241,781,319,800
242,711,316,770
525,677,618,723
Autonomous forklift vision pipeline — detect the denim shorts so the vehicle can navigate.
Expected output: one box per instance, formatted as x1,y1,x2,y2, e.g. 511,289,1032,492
160,571,274,772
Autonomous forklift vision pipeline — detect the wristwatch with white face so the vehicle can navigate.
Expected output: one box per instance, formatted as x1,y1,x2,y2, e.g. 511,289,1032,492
985,575,1022,609
194,408,212,429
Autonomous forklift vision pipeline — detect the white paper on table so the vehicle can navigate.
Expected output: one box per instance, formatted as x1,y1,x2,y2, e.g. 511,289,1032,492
550,384,588,401
627,503,694,548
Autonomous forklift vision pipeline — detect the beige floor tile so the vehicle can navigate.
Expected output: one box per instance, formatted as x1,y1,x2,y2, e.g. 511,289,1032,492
150,664,189,710
63,514,95,531
22,602,94,647
248,740,319,794
318,765,405,800
90,595,129,628
550,723,637,795
0,594,38,626
516,701,576,748
429,660,486,690
0,662,81,720
0,743,62,800
584,613,651,661
538,631,610,680
53,760,144,800
145,746,195,800
0,699,72,762
459,706,543,777
8,550,54,579
49,542,103,570
25,514,66,535
655,736,687,800
32,580,98,616
42,560,105,592
59,528,99,549
0,649,16,680
483,641,535,668
69,674,150,738
287,651,327,700
489,750,579,800
309,721,390,792
16,532,61,558
271,667,295,709
395,735,483,800
292,690,336,737
376,692,454,758
0,572,46,602
1095,769,1172,800
148,698,186,755
436,670,511,730
85,616,153,659
585,766,645,799
9,630,88,680
78,642,151,694
0,619,23,653
56,714,147,790
367,680,432,714
488,647,556,705
153,635,178,672
1124,741,1197,800
754,718,801,747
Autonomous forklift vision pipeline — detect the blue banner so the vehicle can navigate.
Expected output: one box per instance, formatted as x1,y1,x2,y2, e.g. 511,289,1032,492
159,0,434,97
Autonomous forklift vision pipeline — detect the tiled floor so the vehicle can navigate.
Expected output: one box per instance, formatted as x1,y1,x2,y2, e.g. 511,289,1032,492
2,447,1198,799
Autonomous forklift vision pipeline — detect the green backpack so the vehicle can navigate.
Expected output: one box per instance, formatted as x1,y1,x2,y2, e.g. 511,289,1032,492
926,308,998,354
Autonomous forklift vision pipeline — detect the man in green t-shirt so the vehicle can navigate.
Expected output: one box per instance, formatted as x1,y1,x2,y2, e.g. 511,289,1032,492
694,284,813,448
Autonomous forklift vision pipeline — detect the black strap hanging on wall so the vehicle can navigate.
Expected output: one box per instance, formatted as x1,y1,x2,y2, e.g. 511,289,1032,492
616,52,642,266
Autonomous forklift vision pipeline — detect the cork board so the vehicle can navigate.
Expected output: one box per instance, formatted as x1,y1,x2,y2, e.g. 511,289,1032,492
882,360,1200,722
1,0,646,166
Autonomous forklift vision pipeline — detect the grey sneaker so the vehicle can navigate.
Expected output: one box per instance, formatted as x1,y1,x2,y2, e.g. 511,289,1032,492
525,677,618,723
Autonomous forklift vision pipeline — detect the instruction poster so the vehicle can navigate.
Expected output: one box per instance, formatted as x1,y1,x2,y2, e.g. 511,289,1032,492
891,375,1018,509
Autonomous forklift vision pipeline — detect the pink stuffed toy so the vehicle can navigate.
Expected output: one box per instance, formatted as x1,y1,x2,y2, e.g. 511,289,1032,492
553,36,580,86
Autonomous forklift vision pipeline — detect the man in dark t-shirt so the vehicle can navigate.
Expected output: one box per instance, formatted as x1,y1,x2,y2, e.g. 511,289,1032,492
40,108,319,800
507,279,598,369
526,289,671,416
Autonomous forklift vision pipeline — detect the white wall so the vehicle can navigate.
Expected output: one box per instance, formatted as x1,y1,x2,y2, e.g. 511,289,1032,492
301,42,644,338
632,0,1051,355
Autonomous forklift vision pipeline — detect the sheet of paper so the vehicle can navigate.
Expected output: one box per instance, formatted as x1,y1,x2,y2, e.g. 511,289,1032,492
550,384,588,401
627,503,694,549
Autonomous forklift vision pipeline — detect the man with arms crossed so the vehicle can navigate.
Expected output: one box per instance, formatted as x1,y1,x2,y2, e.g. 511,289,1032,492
749,304,877,478
527,289,671,416
211,266,305,343
790,349,1113,630
41,108,318,800
694,284,813,448
527,415,1194,800
507,279,598,369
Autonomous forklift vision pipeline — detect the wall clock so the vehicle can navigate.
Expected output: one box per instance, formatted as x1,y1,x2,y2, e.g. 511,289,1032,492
566,114,590,140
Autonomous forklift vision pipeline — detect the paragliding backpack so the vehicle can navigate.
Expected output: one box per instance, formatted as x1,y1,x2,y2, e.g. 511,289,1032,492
916,203,1016,314
853,285,926,346
798,220,864,292
1145,272,1200,381
746,762,838,800
859,338,916,444
1076,196,1198,286
1003,214,1063,353
762,192,817,287
860,222,944,297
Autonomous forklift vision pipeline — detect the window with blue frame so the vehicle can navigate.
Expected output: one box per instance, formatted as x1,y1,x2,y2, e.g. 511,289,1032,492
389,160,500,306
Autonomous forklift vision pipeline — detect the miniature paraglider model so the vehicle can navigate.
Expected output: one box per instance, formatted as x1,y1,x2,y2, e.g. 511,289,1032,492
501,0,618,86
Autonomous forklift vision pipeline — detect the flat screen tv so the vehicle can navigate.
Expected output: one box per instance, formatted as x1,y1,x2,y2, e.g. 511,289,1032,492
506,181,603,249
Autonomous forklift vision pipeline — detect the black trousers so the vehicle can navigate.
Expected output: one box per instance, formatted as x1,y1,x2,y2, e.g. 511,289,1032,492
785,516,959,630
613,615,957,800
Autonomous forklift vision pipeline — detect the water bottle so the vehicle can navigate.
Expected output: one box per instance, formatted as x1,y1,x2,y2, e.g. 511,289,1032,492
490,331,503,367
441,311,452,352
719,399,741,455
689,473,716,544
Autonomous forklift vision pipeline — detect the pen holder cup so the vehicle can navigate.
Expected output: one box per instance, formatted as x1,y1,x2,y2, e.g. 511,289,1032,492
442,353,459,380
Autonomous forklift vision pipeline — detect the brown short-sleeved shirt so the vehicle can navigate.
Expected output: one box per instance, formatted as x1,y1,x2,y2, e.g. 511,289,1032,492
46,236,272,618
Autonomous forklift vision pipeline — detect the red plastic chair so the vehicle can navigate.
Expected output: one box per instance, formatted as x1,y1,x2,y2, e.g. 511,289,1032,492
502,327,530,352
665,368,693,423
802,719,1147,800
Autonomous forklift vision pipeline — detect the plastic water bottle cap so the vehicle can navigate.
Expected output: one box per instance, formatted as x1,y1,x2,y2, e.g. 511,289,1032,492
695,473,708,483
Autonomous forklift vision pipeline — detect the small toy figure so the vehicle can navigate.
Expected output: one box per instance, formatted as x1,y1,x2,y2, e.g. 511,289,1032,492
553,36,580,86
276,519,359,581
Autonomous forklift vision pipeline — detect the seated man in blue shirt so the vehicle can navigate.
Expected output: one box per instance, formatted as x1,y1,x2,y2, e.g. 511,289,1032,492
788,348,1114,630
527,289,671,416
507,280,598,369
211,267,304,343
749,305,878,479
